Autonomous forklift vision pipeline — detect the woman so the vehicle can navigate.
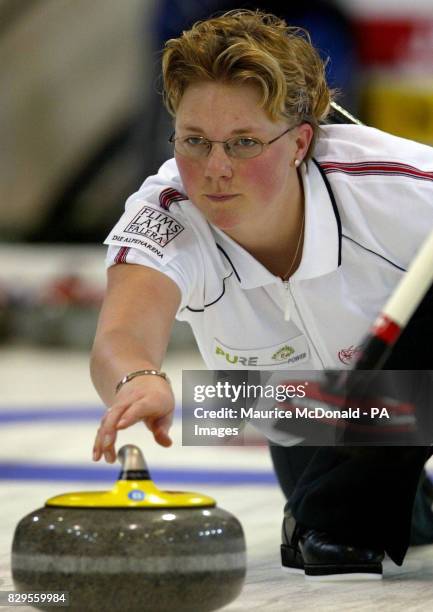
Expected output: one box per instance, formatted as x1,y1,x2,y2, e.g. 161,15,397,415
90,10,433,579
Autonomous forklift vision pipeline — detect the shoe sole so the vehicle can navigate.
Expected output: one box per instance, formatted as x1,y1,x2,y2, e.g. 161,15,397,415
281,566,305,575
281,544,383,581
305,571,382,582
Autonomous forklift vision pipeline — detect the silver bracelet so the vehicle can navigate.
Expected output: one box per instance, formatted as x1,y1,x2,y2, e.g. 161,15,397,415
115,369,171,394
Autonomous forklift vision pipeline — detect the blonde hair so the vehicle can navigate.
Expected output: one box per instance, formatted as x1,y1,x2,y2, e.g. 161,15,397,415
162,9,334,154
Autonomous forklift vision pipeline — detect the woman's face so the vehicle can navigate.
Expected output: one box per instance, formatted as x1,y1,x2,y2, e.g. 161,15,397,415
173,81,312,237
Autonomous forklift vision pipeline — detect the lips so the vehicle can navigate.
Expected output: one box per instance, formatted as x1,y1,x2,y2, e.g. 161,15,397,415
205,194,239,202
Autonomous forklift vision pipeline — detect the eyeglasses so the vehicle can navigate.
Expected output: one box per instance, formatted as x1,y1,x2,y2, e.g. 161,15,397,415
169,126,295,160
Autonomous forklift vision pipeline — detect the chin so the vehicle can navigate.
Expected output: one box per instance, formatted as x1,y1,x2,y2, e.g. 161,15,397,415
210,214,241,231
191,200,243,231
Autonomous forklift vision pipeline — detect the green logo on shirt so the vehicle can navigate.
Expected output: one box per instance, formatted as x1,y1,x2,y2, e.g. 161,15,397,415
214,342,303,367
272,345,295,361
215,345,258,366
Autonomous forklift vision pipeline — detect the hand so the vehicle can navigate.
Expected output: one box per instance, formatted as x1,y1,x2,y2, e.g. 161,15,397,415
92,376,175,463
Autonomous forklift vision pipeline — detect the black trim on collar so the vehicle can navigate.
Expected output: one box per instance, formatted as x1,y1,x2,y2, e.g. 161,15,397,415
216,244,242,282
342,234,407,272
186,272,233,312
314,158,407,273
312,158,342,266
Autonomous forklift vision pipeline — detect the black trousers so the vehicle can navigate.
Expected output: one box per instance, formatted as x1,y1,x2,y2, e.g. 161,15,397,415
270,444,432,565
270,286,433,566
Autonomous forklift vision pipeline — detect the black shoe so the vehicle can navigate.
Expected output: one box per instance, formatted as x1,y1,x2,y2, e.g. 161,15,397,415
281,510,384,580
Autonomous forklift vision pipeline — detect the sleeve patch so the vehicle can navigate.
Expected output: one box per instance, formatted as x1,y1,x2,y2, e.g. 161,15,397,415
124,206,184,246
104,198,190,265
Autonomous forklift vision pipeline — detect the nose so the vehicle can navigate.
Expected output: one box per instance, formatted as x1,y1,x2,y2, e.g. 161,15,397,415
204,143,233,180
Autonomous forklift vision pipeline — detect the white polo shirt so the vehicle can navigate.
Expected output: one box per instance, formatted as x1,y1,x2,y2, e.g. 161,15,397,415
105,124,433,371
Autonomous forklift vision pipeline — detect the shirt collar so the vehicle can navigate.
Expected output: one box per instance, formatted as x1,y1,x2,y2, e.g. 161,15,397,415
211,159,341,289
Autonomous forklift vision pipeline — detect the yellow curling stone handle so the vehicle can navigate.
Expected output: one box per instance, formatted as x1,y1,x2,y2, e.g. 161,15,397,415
46,445,216,508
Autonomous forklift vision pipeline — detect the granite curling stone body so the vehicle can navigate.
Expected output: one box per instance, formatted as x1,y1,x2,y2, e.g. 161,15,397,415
11,445,246,612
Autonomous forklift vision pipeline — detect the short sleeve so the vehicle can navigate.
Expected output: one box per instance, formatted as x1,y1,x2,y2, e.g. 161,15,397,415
104,184,201,313
105,243,199,313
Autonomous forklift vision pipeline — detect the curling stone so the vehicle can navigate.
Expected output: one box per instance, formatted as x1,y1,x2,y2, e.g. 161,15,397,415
11,445,246,612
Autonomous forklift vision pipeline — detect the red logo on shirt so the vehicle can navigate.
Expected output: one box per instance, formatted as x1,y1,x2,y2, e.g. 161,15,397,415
338,345,362,366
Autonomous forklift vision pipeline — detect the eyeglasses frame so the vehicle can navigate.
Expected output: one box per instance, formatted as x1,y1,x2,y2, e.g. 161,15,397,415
168,125,296,159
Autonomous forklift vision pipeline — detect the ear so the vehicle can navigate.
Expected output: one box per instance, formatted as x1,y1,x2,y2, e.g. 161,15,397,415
294,123,314,163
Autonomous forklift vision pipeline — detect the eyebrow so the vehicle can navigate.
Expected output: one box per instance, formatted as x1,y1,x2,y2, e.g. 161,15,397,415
177,125,261,135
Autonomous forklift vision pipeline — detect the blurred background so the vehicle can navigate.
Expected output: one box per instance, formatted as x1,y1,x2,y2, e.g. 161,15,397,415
0,0,432,354
1,4,433,604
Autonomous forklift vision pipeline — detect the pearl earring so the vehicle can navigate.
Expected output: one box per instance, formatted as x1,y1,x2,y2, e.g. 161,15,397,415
294,159,301,168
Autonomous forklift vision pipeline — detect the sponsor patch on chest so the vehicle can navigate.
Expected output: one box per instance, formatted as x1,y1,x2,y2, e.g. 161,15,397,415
213,336,310,368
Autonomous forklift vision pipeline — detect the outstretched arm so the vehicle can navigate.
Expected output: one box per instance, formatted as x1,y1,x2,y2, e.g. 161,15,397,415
90,263,181,463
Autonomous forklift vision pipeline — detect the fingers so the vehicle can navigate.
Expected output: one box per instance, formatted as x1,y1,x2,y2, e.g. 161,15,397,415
93,427,118,464
114,411,148,431
117,411,173,447
150,413,174,447
93,404,129,464
93,399,175,462
114,399,173,434
103,432,117,464
154,429,173,447
93,381,175,462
